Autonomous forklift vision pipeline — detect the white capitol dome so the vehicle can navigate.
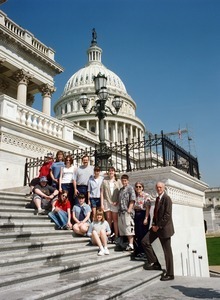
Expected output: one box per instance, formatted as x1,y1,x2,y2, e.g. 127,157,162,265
54,30,145,145
63,57,127,96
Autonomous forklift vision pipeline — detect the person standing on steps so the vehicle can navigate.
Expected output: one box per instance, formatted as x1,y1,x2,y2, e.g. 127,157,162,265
100,166,122,244
142,181,175,281
50,150,65,189
73,155,94,204
118,174,136,252
133,181,151,260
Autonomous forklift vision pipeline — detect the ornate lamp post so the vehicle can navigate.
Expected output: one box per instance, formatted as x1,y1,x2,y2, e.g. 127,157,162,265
78,72,123,170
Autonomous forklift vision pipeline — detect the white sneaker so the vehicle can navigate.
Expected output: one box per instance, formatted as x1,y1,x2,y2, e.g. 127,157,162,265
37,209,45,215
97,248,105,256
104,248,109,255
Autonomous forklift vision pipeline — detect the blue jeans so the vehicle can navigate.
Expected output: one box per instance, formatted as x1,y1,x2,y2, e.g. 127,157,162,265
48,210,68,228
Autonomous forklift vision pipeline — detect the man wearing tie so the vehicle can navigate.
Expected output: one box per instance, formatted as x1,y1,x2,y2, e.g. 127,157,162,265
141,181,175,281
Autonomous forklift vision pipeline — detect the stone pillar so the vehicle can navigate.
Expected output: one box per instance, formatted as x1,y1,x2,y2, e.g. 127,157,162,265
115,121,118,143
135,127,138,141
130,124,133,142
96,120,99,135
86,121,89,130
40,84,56,116
106,120,109,141
14,69,33,105
123,123,126,143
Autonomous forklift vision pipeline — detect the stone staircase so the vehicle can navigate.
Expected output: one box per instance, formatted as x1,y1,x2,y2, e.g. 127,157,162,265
0,191,162,299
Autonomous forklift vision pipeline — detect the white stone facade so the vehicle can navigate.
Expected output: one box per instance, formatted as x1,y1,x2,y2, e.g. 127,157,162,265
128,167,209,277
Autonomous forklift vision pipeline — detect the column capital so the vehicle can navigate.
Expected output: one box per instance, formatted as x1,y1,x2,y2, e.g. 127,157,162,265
13,69,33,85
40,83,56,97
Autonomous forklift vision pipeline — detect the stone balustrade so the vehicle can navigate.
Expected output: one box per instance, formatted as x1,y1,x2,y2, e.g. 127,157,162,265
0,10,55,60
0,94,70,140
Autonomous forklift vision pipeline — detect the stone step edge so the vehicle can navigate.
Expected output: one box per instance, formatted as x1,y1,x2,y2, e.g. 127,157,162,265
0,252,133,289
0,244,123,269
0,239,106,262
24,263,159,300
0,237,90,252
0,230,74,238
72,269,160,300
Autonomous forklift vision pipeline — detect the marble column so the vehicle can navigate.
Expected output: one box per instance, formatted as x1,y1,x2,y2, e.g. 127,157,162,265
14,69,33,105
86,121,89,130
135,127,138,141
123,123,126,143
40,84,56,116
115,121,118,143
130,124,133,142
105,120,109,141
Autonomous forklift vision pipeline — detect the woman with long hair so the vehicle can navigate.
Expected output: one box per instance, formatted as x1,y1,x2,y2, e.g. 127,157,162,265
100,167,122,243
59,155,76,208
48,190,72,230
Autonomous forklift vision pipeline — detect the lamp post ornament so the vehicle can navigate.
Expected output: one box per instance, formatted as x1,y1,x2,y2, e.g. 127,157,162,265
78,43,123,170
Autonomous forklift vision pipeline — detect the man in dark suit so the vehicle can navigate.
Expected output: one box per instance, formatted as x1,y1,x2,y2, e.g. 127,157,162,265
141,181,175,281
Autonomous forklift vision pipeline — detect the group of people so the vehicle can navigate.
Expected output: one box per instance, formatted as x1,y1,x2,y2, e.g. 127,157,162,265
29,151,175,281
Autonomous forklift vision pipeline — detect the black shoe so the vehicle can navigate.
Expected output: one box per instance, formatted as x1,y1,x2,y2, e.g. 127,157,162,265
143,262,162,270
160,275,174,281
135,253,148,261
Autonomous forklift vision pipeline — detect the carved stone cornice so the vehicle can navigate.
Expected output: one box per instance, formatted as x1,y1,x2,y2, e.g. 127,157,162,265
40,83,56,97
13,69,33,85
0,56,6,64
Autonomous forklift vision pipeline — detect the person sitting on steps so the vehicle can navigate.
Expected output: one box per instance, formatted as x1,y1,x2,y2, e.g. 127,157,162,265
87,209,111,256
48,190,72,230
32,176,59,215
72,193,91,236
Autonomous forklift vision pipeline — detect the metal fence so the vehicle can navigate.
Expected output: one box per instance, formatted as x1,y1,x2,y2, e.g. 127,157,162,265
24,131,200,185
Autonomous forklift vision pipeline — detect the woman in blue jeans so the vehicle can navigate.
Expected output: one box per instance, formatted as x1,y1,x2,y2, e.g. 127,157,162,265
48,190,72,229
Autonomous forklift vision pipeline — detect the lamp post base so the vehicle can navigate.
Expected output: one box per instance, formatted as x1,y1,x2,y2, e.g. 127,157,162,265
95,142,112,172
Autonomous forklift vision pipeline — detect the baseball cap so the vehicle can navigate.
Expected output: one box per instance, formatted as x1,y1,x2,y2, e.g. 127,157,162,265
40,176,48,182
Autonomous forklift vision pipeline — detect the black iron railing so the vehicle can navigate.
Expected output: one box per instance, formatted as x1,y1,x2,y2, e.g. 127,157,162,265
24,131,200,186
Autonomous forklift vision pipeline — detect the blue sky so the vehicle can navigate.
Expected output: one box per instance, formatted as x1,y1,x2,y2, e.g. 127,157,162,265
2,0,220,187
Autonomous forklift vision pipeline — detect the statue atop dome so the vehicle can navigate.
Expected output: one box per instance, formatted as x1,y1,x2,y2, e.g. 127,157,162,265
91,28,97,45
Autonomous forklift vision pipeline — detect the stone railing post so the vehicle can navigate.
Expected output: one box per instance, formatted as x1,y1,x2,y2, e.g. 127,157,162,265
40,84,56,116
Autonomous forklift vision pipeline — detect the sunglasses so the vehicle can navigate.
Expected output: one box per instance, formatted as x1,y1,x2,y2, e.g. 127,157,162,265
61,194,67,198
135,185,142,188
66,159,71,162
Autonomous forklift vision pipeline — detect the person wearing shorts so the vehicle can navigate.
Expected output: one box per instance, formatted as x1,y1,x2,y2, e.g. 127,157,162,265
88,166,104,220
101,166,122,243
118,174,136,251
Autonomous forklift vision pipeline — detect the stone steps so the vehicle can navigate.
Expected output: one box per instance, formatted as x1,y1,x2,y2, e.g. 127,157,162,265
0,256,161,300
0,190,161,299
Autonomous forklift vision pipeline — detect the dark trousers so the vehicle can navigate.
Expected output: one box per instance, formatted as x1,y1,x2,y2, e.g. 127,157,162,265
134,210,150,254
141,229,174,276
